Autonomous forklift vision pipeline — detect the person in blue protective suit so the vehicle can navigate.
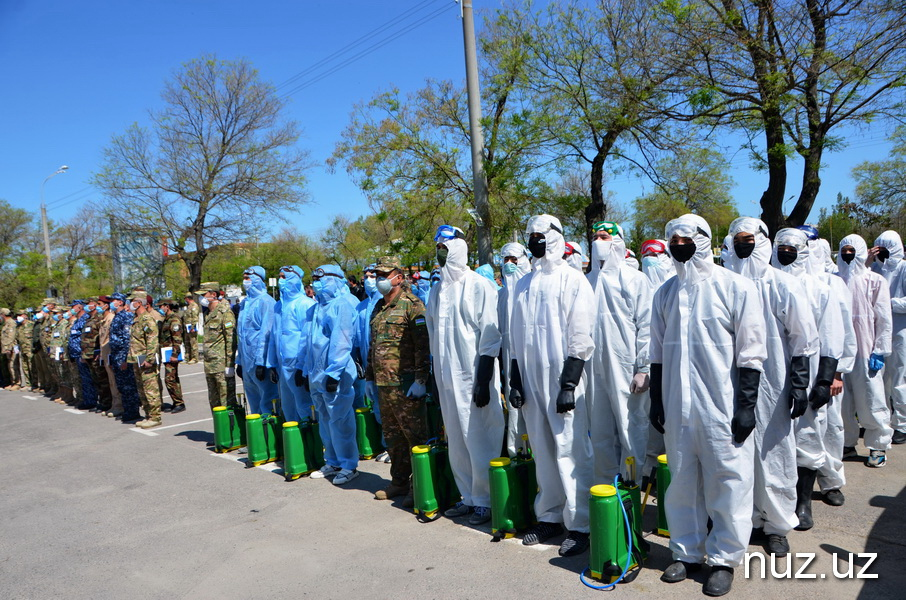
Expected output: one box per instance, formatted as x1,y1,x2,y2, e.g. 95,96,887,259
476,264,502,290
354,264,389,460
414,270,432,305
236,266,278,416
301,265,360,485
266,266,316,424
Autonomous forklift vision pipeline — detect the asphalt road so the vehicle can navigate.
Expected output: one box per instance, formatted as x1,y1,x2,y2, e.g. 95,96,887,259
1,362,904,599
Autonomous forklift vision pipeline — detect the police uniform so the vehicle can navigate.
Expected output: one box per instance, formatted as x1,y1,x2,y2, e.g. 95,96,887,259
81,299,113,412
367,257,431,494
159,301,185,411
195,283,236,409
109,294,140,420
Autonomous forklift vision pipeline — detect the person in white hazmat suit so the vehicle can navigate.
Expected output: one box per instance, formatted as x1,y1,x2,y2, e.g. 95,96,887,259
498,242,532,458
639,239,675,483
564,241,587,272
773,228,845,530
425,225,503,526
585,220,652,483
723,218,819,556
798,226,857,507
508,214,596,557
867,230,906,445
648,214,767,597
838,234,894,467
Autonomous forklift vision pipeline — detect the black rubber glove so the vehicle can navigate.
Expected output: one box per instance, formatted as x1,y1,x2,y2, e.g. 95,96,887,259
731,367,760,443
236,364,243,379
472,354,496,408
268,367,278,384
789,355,810,419
295,369,309,392
649,363,665,434
809,356,838,410
556,356,585,414
325,375,339,393
509,359,525,409
255,365,266,381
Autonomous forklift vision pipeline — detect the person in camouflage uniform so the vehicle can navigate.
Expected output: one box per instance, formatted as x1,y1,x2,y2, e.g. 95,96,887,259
64,308,82,405
128,291,162,428
183,294,200,364
97,296,122,417
15,309,35,391
81,298,113,413
67,300,97,409
195,282,236,409
36,300,58,395
367,257,431,505
50,308,73,404
109,293,140,422
2,308,21,390
158,299,185,413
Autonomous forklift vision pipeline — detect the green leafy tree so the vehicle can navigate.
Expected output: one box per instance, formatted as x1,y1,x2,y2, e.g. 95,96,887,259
852,126,906,234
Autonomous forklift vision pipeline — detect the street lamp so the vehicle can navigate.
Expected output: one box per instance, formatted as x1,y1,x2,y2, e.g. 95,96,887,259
40,165,68,294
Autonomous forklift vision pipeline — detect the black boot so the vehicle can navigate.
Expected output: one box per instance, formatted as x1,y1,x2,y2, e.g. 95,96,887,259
794,467,818,531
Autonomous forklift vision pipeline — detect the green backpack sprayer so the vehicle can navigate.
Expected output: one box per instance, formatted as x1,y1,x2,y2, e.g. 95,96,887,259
488,434,537,540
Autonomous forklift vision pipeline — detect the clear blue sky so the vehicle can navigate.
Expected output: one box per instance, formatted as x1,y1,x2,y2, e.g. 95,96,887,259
0,0,896,242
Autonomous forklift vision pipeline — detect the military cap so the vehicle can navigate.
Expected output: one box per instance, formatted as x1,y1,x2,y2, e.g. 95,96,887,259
158,298,180,307
71,299,86,306
374,256,401,273
87,296,99,304
127,291,148,301
51,307,63,313
42,297,56,306
110,292,128,303
0,308,9,316
97,295,113,304
16,309,27,316
193,282,220,294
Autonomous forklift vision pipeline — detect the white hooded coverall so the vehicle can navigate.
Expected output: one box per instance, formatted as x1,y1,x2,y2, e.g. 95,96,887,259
498,242,532,457
871,231,906,434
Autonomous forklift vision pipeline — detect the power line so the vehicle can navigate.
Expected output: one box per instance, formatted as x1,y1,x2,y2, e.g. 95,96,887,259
276,0,446,92
45,185,93,207
281,3,451,98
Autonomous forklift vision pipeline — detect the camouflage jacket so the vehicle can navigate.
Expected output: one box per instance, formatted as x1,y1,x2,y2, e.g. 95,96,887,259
109,310,134,366
40,318,54,350
183,302,200,333
129,311,159,365
203,300,235,373
366,290,430,386
1,319,16,352
16,320,35,354
160,311,184,349
81,311,103,360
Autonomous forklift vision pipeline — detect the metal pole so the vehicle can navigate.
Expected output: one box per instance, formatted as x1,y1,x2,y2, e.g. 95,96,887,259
40,166,68,295
460,0,493,265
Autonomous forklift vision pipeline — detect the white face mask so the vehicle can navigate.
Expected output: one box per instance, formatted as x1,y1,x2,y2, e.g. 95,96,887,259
16,316,24,323
199,296,211,308
593,239,612,260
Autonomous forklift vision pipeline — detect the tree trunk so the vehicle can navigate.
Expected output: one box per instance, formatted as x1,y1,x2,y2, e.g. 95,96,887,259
185,254,204,293
788,136,823,227
584,131,620,247
758,108,788,237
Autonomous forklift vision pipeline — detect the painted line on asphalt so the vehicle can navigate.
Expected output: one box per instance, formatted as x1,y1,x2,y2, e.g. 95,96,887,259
64,408,85,415
460,522,552,551
22,395,39,400
153,417,213,431
129,428,159,437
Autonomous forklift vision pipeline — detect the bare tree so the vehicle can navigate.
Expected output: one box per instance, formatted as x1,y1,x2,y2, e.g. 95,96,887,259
94,55,311,290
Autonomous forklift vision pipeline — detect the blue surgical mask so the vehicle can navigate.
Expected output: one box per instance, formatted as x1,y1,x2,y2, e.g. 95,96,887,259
363,277,377,295
502,262,518,276
242,280,252,291
96,306,105,313
158,309,166,316
53,314,60,322
312,280,326,296
642,256,661,271
42,306,50,313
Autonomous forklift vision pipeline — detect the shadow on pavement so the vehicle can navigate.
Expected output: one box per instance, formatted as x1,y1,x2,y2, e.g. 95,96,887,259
854,482,906,599
175,429,214,444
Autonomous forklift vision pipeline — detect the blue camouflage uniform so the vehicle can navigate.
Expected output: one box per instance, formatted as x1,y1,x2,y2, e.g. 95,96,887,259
109,300,140,419
68,307,97,408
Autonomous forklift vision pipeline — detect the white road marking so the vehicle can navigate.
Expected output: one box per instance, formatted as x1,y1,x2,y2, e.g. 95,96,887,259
152,417,213,431
64,408,85,415
22,395,39,400
460,522,552,551
129,428,159,437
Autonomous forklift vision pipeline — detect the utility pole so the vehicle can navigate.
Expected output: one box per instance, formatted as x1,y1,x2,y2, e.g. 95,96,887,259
459,0,493,265
40,165,68,296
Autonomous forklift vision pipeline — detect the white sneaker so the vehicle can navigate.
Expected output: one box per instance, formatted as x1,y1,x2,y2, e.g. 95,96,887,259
374,451,389,462
332,469,359,485
310,465,341,479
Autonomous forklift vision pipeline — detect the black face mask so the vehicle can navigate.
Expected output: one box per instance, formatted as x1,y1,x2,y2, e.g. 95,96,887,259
528,236,547,259
436,246,449,267
734,241,756,259
841,251,856,264
776,248,797,266
878,247,890,262
669,242,696,263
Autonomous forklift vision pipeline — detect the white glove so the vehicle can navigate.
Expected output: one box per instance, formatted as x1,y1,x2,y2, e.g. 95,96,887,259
629,372,650,394
406,380,427,399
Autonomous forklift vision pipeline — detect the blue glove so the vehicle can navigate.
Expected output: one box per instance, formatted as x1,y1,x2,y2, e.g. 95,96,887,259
869,353,885,372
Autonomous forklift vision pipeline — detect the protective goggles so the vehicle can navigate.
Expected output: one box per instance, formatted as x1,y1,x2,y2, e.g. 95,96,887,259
411,272,421,280
434,225,466,243
563,243,578,257
243,268,264,281
311,268,343,280
797,225,819,241
279,266,303,279
592,221,621,236
640,240,667,255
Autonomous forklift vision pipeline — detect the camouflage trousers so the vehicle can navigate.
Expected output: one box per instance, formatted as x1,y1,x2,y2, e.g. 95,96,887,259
77,360,97,407
113,362,140,418
164,361,183,406
88,358,113,411
184,332,198,362
206,371,227,409
135,363,162,420
55,356,70,388
4,352,21,386
34,350,54,390
19,350,33,388
104,361,122,413
377,383,429,488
